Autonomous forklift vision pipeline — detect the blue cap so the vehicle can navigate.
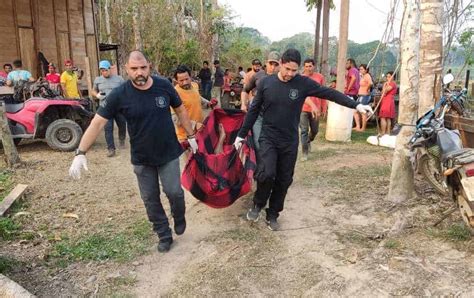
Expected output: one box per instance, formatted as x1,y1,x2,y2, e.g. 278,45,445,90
99,60,111,70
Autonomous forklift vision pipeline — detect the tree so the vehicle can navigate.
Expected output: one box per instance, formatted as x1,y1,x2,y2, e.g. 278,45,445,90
320,0,331,78
418,0,443,116
325,0,352,142
388,0,421,203
0,105,20,167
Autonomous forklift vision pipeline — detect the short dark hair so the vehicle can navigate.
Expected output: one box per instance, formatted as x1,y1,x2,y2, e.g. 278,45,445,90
246,67,252,72
238,66,243,71
347,58,357,68
281,49,301,66
203,61,209,65
303,58,315,65
3,63,12,69
386,71,395,79
12,59,22,68
174,64,191,79
213,60,220,65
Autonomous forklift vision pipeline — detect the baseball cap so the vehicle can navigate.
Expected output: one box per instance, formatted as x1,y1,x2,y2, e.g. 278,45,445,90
267,51,280,64
99,60,111,70
251,59,262,66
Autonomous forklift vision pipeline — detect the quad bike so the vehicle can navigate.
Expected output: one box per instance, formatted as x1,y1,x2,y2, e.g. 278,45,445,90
0,80,93,151
221,82,243,109
409,74,474,231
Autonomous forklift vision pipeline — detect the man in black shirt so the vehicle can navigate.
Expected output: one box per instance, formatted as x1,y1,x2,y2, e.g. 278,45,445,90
212,60,224,106
234,49,373,231
197,61,212,100
69,51,198,252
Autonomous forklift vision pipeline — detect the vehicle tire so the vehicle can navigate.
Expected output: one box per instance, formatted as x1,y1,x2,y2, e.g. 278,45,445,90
45,119,83,151
419,154,448,196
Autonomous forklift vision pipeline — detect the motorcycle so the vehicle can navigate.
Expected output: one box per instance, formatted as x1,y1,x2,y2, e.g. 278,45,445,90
409,73,474,230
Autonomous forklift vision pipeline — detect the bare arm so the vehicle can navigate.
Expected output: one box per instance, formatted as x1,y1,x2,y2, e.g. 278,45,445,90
346,74,356,92
174,105,194,137
304,98,320,118
61,83,68,97
77,114,109,152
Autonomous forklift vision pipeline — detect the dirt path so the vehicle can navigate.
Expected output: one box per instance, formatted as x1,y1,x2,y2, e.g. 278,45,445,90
1,127,473,297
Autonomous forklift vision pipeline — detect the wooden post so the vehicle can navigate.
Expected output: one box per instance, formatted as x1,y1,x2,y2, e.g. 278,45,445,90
0,101,21,167
325,0,353,142
84,56,95,112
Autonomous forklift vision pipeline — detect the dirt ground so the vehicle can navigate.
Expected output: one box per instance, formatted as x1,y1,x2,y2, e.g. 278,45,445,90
1,123,473,297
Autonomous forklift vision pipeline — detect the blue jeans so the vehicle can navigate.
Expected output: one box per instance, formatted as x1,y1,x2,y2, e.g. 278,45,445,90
358,95,371,105
133,158,185,240
201,81,212,100
104,113,126,150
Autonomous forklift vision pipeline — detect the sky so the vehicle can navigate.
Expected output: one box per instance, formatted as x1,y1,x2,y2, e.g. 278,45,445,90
218,0,403,44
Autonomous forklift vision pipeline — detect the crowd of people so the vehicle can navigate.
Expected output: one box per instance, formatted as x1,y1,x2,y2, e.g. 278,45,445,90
1,49,397,253
0,59,85,100
67,48,377,253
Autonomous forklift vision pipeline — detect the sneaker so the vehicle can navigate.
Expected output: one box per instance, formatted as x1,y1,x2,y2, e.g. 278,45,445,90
157,237,173,253
300,153,308,162
266,218,280,231
107,149,116,157
119,140,126,149
174,218,186,235
246,204,261,222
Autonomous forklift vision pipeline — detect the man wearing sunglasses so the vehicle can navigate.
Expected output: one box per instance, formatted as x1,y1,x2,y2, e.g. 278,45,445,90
92,60,126,157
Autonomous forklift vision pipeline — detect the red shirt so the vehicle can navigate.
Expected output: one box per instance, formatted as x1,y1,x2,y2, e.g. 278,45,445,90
223,75,231,92
302,72,327,113
46,73,61,84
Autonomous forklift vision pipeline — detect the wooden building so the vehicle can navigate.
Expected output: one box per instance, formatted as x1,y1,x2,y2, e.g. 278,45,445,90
0,0,99,89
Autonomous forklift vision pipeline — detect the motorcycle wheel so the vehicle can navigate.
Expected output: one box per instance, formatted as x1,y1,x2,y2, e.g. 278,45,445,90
45,119,83,151
419,154,448,196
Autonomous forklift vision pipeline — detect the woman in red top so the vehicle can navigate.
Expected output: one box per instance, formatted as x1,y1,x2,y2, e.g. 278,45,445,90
378,71,397,135
221,69,232,109
45,63,62,95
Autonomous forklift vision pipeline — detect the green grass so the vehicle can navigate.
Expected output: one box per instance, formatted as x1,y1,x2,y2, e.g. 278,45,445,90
0,255,19,274
384,239,401,249
0,170,14,202
0,217,20,240
427,223,472,242
51,219,153,264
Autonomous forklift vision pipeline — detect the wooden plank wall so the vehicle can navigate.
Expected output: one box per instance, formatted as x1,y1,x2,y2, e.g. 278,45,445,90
0,0,99,89
0,0,19,66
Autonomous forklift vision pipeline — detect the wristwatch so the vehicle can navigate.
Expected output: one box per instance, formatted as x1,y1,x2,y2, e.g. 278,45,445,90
75,149,86,156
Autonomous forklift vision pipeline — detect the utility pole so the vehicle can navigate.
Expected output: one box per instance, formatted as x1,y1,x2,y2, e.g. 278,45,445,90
325,0,352,142
313,0,322,68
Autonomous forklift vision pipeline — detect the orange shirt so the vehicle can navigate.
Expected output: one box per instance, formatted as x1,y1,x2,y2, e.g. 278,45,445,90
358,73,373,95
302,72,326,113
174,82,203,141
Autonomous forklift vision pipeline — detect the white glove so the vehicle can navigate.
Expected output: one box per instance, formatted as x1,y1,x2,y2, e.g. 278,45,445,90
96,93,106,100
233,137,244,150
188,137,198,154
356,104,374,115
69,155,89,179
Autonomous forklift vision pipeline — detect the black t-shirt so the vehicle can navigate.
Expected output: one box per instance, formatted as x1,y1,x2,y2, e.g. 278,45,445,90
214,67,224,87
97,76,183,166
238,74,359,144
198,68,212,83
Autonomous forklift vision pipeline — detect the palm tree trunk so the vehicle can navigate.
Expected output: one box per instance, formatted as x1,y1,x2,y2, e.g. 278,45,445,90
325,0,352,142
320,0,330,78
313,0,322,67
